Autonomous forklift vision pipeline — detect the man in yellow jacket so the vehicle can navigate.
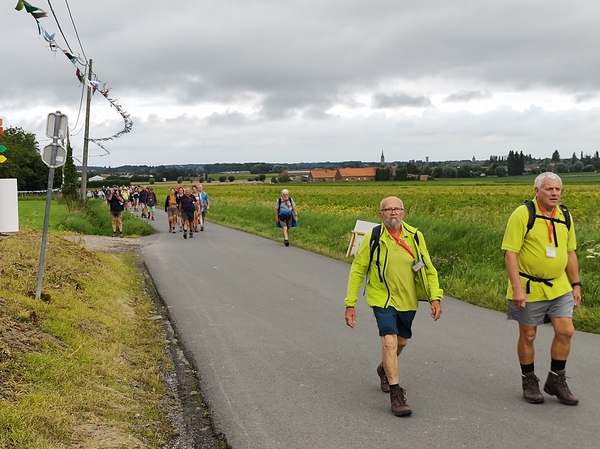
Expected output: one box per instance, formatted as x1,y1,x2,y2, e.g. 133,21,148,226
345,196,443,417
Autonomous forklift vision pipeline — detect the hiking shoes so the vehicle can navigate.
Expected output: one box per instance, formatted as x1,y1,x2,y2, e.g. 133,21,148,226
377,363,390,393
284,240,290,247
390,387,412,417
183,232,187,239
522,372,544,404
189,231,193,238
200,226,204,231
544,370,579,405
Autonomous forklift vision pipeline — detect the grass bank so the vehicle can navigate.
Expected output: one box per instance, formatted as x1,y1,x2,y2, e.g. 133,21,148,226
200,181,600,334
0,229,173,447
18,198,154,237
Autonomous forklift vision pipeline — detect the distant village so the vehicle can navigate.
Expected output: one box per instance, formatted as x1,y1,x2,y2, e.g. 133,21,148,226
84,149,600,185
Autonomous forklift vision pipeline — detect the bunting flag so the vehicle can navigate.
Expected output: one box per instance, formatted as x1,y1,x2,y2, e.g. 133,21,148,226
15,1,133,157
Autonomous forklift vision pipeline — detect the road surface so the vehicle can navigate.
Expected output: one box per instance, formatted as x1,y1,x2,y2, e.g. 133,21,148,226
141,212,600,449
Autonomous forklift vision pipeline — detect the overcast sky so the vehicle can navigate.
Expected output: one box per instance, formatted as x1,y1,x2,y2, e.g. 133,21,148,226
2,0,600,166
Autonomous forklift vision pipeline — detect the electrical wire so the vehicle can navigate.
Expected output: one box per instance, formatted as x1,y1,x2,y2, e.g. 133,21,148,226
63,0,87,62
69,72,87,134
46,0,73,53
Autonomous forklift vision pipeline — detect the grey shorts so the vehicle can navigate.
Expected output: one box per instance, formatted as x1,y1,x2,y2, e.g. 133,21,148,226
506,292,574,326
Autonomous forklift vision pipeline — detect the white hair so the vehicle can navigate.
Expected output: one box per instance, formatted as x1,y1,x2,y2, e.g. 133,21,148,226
380,196,404,210
281,189,289,195
534,172,562,189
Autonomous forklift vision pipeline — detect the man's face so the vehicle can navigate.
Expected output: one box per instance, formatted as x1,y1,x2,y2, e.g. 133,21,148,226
282,192,289,200
535,179,562,211
185,188,191,195
379,198,405,230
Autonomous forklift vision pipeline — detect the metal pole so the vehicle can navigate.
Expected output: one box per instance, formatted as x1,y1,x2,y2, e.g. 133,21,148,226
80,58,93,199
35,112,62,300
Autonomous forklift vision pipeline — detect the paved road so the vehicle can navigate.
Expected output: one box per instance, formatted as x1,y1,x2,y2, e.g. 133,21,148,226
141,211,600,449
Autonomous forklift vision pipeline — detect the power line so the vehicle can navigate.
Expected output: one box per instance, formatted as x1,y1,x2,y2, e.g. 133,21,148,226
46,0,73,53
63,0,87,61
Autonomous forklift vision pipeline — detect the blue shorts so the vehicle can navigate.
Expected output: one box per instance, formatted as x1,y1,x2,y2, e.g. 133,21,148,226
372,307,416,338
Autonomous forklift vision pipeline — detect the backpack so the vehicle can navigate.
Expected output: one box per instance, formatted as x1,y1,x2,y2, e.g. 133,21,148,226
523,200,571,235
277,197,293,214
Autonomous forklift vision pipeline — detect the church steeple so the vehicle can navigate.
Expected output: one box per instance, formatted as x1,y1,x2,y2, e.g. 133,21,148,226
380,151,385,164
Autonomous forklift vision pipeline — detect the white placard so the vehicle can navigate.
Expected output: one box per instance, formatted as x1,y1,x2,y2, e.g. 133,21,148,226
0,178,19,233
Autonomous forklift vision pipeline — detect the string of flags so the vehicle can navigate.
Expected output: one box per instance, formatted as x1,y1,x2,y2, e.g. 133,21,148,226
15,1,133,156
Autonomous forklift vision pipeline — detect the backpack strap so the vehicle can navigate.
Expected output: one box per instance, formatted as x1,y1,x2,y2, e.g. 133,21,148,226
366,225,383,283
524,200,571,237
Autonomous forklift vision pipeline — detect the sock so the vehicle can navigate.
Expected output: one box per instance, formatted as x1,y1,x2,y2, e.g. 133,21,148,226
520,363,535,375
389,384,400,392
551,359,566,373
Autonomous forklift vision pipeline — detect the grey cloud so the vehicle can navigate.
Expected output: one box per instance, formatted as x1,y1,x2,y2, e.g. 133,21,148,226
371,93,432,109
444,91,492,103
573,93,597,103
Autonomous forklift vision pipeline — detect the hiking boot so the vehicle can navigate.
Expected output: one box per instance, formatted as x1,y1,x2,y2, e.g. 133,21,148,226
200,226,204,231
544,370,579,405
183,232,187,239
522,372,544,404
284,239,290,247
112,232,116,237
377,363,390,393
120,232,123,238
189,231,193,238
390,387,412,417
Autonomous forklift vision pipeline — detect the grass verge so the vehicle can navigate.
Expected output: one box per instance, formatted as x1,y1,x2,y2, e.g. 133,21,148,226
0,229,174,448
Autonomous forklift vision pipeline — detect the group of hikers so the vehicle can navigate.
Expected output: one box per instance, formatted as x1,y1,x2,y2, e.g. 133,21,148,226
164,185,210,239
104,184,209,238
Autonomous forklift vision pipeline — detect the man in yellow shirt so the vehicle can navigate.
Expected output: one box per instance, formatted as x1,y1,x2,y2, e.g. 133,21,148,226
345,196,443,417
502,172,582,405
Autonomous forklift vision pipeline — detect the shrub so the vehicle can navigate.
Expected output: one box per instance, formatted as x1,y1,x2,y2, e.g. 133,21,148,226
177,176,183,184
149,177,155,185
219,176,227,182
228,175,235,182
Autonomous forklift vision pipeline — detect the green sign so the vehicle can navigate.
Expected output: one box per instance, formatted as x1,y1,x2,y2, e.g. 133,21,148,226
0,144,6,152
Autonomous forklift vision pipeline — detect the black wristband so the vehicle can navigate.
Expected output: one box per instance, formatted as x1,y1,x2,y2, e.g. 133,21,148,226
571,281,582,288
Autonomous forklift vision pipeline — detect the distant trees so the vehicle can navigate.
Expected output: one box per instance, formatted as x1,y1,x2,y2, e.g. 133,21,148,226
551,150,561,162
506,150,525,176
0,127,52,191
375,167,390,181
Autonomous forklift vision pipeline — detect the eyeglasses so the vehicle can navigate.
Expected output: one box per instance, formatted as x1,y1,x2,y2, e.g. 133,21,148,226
381,207,404,214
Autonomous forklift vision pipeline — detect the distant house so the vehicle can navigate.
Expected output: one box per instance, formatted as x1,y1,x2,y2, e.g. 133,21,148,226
287,170,310,182
309,169,338,182
420,175,430,181
88,175,106,182
335,167,376,182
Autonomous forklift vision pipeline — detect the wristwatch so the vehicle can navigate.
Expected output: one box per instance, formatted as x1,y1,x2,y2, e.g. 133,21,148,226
571,281,582,288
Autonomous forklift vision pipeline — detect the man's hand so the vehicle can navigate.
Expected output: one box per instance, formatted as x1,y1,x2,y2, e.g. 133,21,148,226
512,289,527,309
345,307,356,328
572,285,582,308
430,300,442,321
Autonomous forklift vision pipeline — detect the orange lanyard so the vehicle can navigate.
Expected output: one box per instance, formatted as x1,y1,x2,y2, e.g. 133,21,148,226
537,203,557,244
386,227,415,259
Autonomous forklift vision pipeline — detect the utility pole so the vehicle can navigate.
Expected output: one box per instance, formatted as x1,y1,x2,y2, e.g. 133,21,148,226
80,58,93,199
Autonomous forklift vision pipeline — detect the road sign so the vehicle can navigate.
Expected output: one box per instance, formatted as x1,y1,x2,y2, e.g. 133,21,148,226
41,143,67,168
0,155,6,163
0,118,3,134
46,112,68,139
0,144,6,163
